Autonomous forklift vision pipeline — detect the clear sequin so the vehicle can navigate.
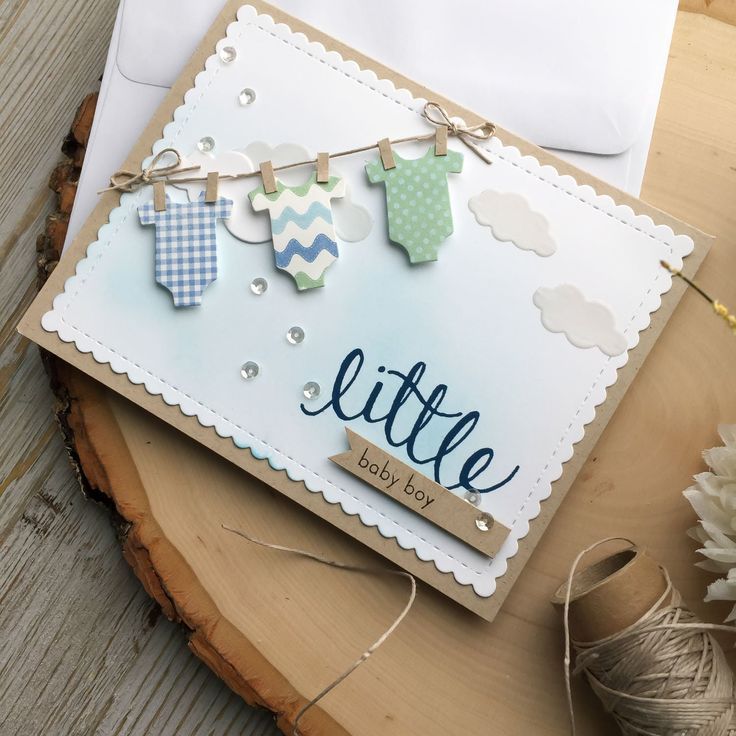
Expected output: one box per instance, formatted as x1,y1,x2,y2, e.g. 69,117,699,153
250,277,268,295
303,381,320,399
475,513,493,532
286,326,305,344
238,88,256,106
240,361,259,379
219,46,237,63
464,491,481,507
197,136,215,153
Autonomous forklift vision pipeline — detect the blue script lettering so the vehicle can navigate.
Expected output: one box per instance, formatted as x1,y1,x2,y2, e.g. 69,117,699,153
301,348,520,493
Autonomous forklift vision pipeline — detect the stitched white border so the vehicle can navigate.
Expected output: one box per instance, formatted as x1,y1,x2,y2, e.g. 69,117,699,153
41,5,694,597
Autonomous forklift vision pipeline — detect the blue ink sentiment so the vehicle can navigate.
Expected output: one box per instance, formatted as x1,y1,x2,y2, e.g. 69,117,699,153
301,348,520,493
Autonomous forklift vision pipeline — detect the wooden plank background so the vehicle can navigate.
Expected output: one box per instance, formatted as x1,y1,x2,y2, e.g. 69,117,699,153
0,1,278,733
1,2,734,734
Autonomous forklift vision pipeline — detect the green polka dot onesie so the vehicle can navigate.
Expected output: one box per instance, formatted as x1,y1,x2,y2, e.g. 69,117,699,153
366,145,463,263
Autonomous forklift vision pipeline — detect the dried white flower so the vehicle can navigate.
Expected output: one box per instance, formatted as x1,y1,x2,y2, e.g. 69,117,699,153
684,424,736,622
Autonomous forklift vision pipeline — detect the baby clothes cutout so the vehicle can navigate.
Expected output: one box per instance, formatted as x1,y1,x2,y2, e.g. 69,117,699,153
366,145,463,263
249,173,345,290
138,193,232,308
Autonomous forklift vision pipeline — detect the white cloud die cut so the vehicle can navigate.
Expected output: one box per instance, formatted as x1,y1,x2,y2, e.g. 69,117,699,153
243,145,372,243
174,144,372,244
533,284,628,357
171,148,261,240
468,190,556,257
331,169,372,242
173,143,313,243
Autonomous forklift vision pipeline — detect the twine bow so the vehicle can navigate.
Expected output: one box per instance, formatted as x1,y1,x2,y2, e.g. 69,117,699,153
422,102,496,164
102,147,198,194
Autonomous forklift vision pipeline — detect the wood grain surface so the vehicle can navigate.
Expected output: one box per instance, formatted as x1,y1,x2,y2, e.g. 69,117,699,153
2,3,735,735
680,0,736,25
0,0,278,733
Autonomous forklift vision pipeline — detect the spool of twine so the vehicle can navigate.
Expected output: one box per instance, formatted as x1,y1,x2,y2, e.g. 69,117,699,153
552,539,736,736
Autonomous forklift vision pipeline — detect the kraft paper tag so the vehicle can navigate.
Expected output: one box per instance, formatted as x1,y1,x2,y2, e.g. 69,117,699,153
330,428,509,557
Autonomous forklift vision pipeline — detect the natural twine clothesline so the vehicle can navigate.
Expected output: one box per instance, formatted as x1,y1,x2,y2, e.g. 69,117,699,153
99,101,736,340
100,102,495,194
221,524,416,736
564,539,736,736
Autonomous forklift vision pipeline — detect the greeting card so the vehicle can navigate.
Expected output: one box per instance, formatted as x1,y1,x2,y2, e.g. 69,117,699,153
20,0,710,620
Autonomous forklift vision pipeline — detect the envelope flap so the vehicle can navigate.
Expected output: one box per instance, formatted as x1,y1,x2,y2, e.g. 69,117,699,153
118,0,676,159
272,0,678,155
117,0,225,89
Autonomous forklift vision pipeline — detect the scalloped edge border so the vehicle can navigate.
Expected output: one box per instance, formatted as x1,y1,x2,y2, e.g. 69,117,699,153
40,4,694,598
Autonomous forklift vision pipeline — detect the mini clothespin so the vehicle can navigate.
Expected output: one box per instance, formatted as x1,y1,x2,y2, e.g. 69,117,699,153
259,160,277,194
316,152,330,183
205,171,220,203
434,125,448,156
378,138,396,170
153,180,167,212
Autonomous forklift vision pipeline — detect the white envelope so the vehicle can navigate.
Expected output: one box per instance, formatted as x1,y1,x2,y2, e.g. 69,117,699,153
64,0,678,251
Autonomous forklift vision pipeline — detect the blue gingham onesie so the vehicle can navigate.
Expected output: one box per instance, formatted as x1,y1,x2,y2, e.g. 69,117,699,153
138,193,233,307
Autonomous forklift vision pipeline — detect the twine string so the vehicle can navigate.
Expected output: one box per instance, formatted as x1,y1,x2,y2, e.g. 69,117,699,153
661,260,736,335
422,101,495,163
100,102,495,194
221,524,416,736
564,538,736,736
106,147,199,193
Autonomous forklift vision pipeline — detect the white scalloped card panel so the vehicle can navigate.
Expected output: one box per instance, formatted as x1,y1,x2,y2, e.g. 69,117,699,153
24,3,701,617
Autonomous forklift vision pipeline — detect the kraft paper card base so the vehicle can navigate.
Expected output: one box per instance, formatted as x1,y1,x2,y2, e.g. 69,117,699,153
19,0,711,620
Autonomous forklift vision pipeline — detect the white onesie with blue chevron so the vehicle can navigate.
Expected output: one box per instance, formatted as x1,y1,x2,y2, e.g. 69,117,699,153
249,174,345,290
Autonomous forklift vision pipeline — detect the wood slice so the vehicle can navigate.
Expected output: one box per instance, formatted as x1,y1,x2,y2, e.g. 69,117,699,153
35,13,736,735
